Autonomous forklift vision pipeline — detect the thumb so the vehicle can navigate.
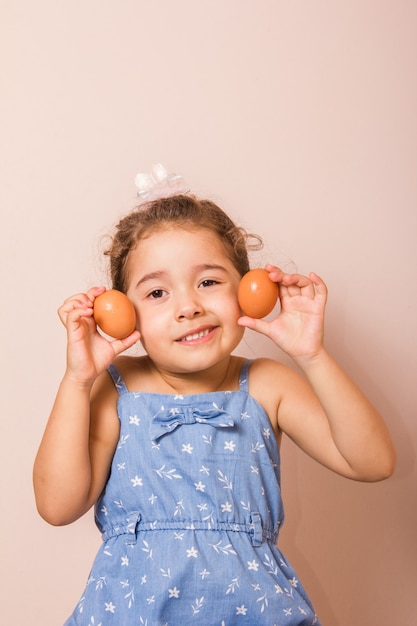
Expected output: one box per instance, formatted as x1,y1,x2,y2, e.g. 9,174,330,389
110,329,141,356
237,316,274,339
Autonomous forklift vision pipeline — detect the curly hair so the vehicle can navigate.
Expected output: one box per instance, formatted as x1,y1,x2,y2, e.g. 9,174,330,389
105,194,263,293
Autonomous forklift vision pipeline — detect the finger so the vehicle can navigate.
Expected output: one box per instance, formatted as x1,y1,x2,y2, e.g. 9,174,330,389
58,298,91,326
86,285,107,301
64,305,95,332
58,287,106,325
265,265,285,283
284,273,319,298
310,272,328,301
237,315,273,339
110,330,141,356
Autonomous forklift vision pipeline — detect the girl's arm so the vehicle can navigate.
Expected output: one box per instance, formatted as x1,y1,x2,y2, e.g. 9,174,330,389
239,267,396,481
33,288,140,525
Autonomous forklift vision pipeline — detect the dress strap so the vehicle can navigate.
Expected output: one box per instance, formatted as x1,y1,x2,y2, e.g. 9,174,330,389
238,359,252,392
107,364,129,395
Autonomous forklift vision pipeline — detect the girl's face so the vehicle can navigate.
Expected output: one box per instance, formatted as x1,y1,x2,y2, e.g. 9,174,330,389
126,226,245,377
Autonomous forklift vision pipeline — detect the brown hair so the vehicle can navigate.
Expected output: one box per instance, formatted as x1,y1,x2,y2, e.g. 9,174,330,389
105,194,263,292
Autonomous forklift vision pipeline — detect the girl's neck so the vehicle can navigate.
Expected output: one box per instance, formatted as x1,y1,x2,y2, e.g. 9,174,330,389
145,355,244,395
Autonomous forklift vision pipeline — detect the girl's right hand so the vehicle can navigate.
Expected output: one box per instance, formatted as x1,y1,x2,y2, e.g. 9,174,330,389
58,286,140,386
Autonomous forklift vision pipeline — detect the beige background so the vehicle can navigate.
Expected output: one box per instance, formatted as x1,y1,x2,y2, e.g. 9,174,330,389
1,1,416,625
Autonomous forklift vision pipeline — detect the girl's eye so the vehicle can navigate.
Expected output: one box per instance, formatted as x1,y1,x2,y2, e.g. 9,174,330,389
148,289,166,299
199,279,218,288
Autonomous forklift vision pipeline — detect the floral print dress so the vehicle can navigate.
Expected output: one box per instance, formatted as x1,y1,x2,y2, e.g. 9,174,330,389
64,360,320,625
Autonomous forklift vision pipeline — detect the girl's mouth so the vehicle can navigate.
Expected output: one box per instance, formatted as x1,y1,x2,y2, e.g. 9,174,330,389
177,327,216,343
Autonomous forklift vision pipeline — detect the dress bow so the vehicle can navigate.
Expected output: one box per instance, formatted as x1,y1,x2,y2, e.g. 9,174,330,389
150,404,234,441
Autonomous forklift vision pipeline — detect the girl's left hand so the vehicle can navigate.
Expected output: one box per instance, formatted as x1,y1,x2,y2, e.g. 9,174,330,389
238,265,328,362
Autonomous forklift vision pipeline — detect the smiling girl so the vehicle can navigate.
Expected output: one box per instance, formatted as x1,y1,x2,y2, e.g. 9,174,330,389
33,185,395,625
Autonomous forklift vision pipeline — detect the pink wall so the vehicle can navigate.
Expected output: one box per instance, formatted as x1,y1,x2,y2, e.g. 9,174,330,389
1,1,416,624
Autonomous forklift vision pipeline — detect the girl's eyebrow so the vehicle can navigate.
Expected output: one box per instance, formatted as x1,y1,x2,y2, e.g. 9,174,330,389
136,264,229,288
194,263,229,274
136,271,167,288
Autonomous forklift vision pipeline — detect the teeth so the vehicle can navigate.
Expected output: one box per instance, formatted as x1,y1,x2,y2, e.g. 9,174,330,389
182,328,211,341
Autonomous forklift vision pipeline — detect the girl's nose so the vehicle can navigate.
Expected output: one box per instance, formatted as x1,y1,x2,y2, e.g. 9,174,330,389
175,292,203,320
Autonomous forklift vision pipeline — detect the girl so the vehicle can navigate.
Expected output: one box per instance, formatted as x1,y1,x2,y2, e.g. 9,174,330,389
33,183,395,625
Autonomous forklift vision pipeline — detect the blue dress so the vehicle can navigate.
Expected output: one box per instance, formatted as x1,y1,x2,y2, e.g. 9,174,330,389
64,360,320,625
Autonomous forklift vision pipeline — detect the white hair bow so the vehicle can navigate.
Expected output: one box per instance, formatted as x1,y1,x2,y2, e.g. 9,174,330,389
134,163,188,202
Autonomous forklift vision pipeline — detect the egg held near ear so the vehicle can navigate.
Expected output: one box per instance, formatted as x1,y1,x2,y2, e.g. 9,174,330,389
93,290,137,339
238,269,279,318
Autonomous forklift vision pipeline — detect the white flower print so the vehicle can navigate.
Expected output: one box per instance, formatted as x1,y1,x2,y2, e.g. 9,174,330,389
221,501,232,512
121,556,129,566
117,462,126,471
104,602,116,613
199,568,210,579
130,475,143,487
194,481,206,492
200,465,210,474
129,415,140,425
236,605,248,615
186,546,198,558
224,440,236,451
168,587,180,598
247,560,259,571
174,531,185,540
263,426,271,438
182,443,193,454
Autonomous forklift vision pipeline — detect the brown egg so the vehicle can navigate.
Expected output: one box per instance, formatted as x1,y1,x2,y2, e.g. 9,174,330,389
237,269,279,318
93,290,137,339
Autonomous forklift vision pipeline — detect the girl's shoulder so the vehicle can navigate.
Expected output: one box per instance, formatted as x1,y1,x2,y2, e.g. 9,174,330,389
246,357,306,431
111,354,152,389
247,356,297,388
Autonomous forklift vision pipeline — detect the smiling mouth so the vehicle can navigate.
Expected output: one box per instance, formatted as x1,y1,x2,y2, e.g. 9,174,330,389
177,328,214,343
